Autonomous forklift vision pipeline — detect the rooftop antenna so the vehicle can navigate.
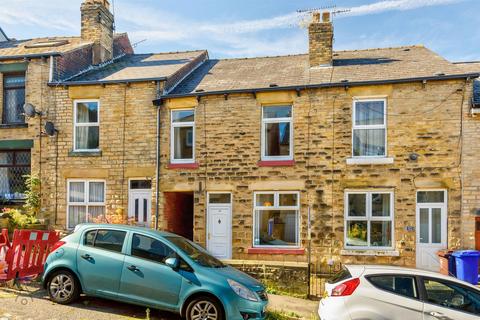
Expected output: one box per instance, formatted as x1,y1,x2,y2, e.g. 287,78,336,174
132,39,147,48
296,5,351,28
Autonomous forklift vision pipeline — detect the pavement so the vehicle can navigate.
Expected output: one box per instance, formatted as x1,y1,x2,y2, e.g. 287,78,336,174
0,284,319,320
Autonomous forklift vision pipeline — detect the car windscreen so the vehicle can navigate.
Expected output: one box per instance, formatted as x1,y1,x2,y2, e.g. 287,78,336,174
327,266,352,284
165,236,225,268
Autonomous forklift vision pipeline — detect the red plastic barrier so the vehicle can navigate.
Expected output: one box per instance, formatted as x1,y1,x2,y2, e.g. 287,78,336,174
1,229,60,281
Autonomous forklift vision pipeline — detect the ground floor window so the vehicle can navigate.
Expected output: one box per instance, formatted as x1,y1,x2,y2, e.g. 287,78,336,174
345,190,394,249
0,150,30,201
253,191,299,247
67,180,105,229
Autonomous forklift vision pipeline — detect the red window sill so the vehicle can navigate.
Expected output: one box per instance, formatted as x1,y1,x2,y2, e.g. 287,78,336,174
247,247,305,255
167,162,199,169
258,160,295,167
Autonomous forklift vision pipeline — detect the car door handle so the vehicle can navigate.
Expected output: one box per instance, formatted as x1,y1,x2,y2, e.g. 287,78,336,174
81,254,91,260
428,311,450,319
127,265,139,272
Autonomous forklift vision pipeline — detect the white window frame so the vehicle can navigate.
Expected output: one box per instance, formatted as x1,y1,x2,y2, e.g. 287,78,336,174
253,191,300,248
170,109,195,164
415,189,448,246
73,99,100,152
66,179,106,229
344,190,394,250
261,105,294,161
352,98,387,158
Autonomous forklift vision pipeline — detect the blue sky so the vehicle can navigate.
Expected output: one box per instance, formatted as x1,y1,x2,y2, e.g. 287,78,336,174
1,0,479,61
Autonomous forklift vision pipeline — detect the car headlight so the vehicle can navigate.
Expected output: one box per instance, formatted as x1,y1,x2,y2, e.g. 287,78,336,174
227,279,258,302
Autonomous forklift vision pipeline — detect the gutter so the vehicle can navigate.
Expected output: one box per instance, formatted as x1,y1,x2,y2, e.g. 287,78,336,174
0,52,62,61
154,72,480,105
48,76,168,87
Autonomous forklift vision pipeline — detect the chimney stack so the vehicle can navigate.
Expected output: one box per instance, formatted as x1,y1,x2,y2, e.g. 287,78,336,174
81,0,114,64
308,11,333,68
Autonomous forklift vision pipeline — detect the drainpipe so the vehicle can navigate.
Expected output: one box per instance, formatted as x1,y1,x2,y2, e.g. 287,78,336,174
154,81,162,230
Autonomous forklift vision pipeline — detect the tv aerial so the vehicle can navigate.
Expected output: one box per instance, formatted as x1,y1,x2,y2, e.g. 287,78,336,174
296,5,351,28
23,103,42,118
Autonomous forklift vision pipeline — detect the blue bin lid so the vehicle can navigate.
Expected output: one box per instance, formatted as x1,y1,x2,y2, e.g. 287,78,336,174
452,250,480,257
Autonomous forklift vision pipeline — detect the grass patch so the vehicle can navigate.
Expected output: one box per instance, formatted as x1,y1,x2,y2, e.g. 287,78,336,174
266,310,301,320
265,285,308,299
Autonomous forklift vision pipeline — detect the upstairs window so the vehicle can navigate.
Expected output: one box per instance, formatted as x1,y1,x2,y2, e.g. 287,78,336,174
0,150,30,201
352,99,386,157
170,109,195,163
262,106,293,161
74,100,99,151
3,74,25,125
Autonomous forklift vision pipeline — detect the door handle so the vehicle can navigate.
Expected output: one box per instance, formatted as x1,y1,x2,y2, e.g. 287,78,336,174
127,265,139,272
428,311,448,319
81,254,91,260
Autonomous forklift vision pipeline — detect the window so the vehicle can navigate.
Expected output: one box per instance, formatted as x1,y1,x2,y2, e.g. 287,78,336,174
67,180,105,229
74,100,99,151
0,150,30,201
261,106,293,161
352,99,386,157
345,191,394,249
254,191,299,247
367,275,418,299
131,234,175,264
170,109,195,163
84,229,126,253
417,191,445,203
423,278,480,315
130,180,152,190
3,74,25,124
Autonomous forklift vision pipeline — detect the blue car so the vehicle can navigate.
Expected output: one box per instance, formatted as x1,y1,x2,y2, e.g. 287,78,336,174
42,224,268,320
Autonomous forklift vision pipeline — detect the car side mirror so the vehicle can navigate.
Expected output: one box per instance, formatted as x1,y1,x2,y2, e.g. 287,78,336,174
165,257,180,270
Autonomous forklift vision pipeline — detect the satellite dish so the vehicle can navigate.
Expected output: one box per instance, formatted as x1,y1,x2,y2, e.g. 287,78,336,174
23,103,41,118
44,121,58,136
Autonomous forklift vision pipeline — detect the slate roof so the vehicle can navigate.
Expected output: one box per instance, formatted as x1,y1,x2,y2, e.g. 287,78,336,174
63,50,208,85
454,61,480,106
0,36,95,59
168,45,478,97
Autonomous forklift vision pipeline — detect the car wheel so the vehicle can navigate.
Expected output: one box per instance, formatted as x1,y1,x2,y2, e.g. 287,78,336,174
47,270,80,305
186,296,224,320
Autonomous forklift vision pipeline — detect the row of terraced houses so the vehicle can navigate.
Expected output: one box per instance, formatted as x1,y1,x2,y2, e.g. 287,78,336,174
1,0,480,279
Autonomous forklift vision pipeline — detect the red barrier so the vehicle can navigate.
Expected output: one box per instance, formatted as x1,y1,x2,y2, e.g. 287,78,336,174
0,229,60,281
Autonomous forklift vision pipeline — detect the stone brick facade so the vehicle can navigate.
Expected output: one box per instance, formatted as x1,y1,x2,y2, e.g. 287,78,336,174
34,77,474,270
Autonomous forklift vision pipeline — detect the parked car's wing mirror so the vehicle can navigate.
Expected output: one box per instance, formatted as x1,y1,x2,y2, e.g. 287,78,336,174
165,257,180,270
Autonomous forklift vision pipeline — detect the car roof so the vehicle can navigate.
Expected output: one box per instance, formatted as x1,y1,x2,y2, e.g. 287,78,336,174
74,223,180,239
347,264,479,289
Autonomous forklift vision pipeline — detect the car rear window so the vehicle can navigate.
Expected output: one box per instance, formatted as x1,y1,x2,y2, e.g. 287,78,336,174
84,229,126,253
327,267,352,284
367,275,418,299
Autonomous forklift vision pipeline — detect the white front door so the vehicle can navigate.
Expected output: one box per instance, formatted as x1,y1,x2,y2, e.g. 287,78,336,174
128,190,151,227
416,190,447,271
207,193,232,259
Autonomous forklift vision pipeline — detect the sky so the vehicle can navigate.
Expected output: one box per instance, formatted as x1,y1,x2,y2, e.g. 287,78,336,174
0,0,479,62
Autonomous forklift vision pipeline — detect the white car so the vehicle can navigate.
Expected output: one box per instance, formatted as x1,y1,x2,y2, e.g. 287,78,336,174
318,265,480,320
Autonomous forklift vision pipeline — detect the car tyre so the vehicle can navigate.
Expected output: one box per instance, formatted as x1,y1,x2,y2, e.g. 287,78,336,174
185,296,224,320
47,270,80,305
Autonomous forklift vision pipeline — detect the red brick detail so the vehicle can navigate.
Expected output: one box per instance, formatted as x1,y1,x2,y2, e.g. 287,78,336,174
257,160,295,167
167,162,199,169
247,247,305,255
164,192,194,240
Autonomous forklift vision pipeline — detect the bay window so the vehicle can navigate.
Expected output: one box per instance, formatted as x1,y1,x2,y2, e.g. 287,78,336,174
261,105,293,161
254,191,299,247
345,191,394,249
74,100,99,151
352,99,386,157
67,180,105,229
3,74,26,125
0,150,30,201
170,109,195,163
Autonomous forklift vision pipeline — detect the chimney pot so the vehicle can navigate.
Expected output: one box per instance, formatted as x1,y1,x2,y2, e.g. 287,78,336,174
312,12,321,23
322,11,331,23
